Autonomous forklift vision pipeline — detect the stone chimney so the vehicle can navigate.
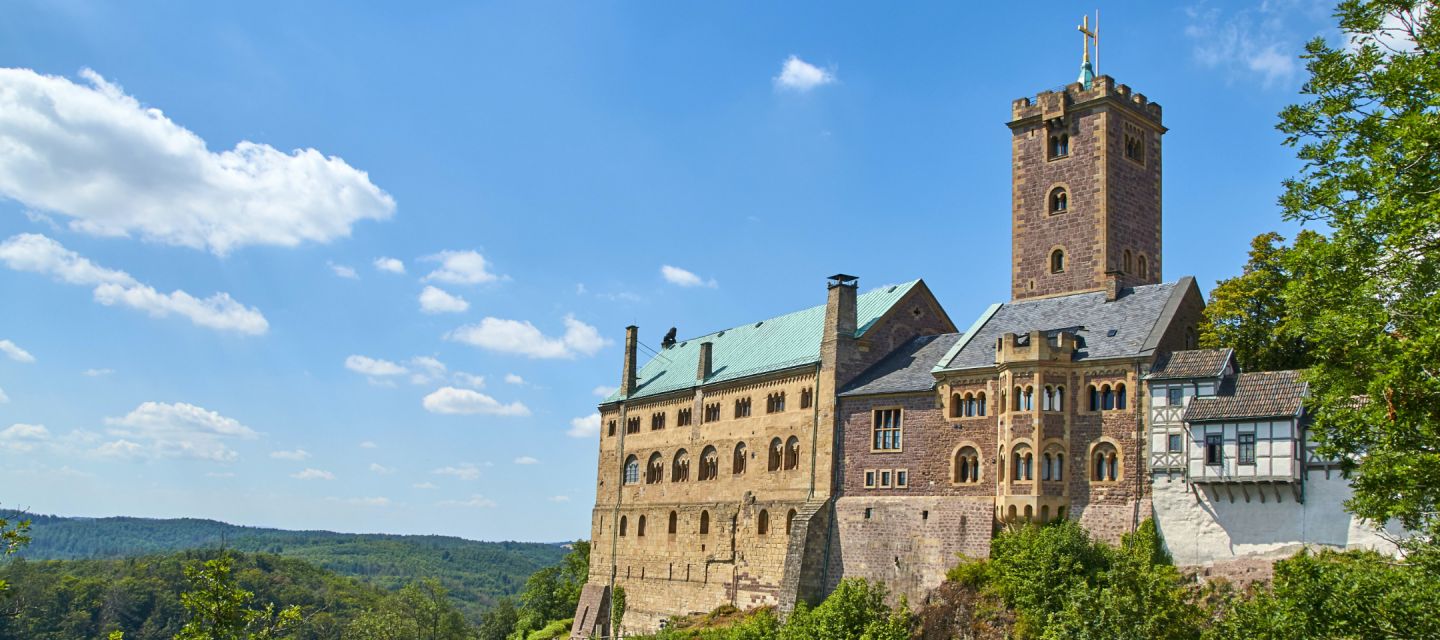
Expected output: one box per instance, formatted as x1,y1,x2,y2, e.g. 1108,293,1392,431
620,325,638,397
1105,270,1123,302
696,341,713,382
821,274,860,386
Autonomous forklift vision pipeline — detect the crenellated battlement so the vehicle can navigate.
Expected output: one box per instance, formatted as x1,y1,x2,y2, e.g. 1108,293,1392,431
1010,75,1163,126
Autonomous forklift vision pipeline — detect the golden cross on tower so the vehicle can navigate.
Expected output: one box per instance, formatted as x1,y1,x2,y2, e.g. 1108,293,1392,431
1077,14,1097,65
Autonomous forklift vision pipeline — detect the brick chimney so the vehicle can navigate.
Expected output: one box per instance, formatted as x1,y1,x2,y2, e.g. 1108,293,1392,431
1104,270,1123,302
821,274,860,386
696,341,713,382
620,325,638,397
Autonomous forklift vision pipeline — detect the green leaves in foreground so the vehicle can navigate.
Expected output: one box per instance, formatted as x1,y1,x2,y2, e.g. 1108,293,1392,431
175,554,301,640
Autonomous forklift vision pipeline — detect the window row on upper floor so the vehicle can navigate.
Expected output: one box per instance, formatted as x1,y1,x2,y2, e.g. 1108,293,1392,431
615,507,798,539
608,387,815,437
621,437,802,485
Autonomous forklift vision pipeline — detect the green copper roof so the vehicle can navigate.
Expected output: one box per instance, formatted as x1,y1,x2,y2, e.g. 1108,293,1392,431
603,280,921,404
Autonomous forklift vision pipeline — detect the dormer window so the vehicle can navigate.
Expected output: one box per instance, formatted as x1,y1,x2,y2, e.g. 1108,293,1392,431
1049,187,1068,214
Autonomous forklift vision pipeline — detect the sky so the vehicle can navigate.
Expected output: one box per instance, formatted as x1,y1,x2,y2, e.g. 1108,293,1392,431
0,0,1349,542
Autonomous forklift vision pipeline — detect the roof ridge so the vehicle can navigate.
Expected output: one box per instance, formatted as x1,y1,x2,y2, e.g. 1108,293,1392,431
669,279,921,345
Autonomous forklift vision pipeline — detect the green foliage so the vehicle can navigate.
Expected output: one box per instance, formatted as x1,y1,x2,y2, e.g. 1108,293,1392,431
0,511,31,596
649,607,781,640
984,520,1106,634
1204,549,1440,639
2,509,567,622
523,617,572,640
779,578,911,640
175,554,302,640
477,598,519,640
610,586,626,636
340,579,473,640
1199,231,1316,372
508,541,589,638
1273,0,1440,547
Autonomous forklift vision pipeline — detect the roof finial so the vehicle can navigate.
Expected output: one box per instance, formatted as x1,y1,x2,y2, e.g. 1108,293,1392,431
1077,13,1098,89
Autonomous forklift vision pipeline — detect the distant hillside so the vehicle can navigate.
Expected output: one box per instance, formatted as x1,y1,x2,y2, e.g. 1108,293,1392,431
1,510,569,622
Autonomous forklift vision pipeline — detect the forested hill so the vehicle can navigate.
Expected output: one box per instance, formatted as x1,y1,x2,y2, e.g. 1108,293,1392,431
2,510,569,621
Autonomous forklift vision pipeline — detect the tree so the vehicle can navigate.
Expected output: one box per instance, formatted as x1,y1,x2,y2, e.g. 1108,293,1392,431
1275,0,1440,549
477,597,518,640
779,578,911,640
1199,231,1315,372
0,512,30,596
175,554,302,640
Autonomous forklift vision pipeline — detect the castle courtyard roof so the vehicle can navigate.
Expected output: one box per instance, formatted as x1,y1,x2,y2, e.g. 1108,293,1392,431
1145,348,1234,380
603,280,922,404
839,333,962,397
1184,370,1308,423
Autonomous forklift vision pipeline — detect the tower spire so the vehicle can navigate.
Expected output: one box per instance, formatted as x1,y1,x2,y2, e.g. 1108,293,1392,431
1077,14,1098,89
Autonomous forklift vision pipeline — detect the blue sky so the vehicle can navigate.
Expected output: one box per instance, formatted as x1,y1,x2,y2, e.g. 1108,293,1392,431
0,1,1342,541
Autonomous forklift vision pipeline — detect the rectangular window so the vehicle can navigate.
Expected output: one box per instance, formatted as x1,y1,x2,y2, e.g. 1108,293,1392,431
677,408,692,427
872,409,903,451
1167,434,1183,453
895,470,908,488
864,470,876,488
607,420,616,437
880,471,892,488
1198,383,1217,397
1168,388,1183,406
1205,434,1223,465
1238,433,1256,465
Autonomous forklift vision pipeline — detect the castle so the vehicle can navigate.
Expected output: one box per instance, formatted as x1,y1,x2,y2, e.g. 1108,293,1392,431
569,45,1399,639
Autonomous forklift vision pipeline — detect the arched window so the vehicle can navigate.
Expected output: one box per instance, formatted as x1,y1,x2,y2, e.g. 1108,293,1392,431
668,511,678,534
1124,249,1133,273
1102,385,1115,411
1116,383,1128,410
1139,255,1149,279
1051,248,1066,273
757,510,770,535
733,442,748,475
950,393,963,418
646,452,664,484
786,509,798,535
965,393,977,417
619,516,628,537
1013,387,1023,411
1055,386,1064,412
699,510,710,535
1049,135,1071,158
1049,187,1068,213
699,446,718,481
1088,385,1100,411
1041,453,1052,480
623,455,639,485
637,515,646,537
672,449,690,482
784,436,801,470
768,438,782,471
998,446,1006,481
977,392,987,416
1023,386,1034,411
954,446,980,483
1044,446,1065,481
1093,443,1120,482
1013,445,1033,481
999,389,1007,414
1041,386,1053,411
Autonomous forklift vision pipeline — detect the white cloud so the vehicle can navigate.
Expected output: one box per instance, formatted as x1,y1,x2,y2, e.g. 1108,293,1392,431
452,372,486,390
409,356,447,385
359,441,378,449
419,285,469,314
661,264,717,288
368,462,394,475
504,373,524,385
432,463,481,480
333,496,391,507
567,413,601,439
270,449,310,461
0,423,50,452
438,494,497,508
774,55,836,92
373,257,405,274
0,339,35,363
329,262,359,279
548,495,570,503
103,401,258,461
421,387,531,416
423,250,502,285
345,355,408,378
447,314,609,359
82,368,114,377
0,387,7,403
0,68,394,255
592,385,618,398
412,481,438,490
291,468,335,481
0,234,268,335
514,456,539,465
95,439,143,458
1184,3,1301,88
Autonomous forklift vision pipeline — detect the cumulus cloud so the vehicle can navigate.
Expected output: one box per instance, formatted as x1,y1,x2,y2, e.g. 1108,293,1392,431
774,55,836,91
1184,3,1303,87
661,265,717,288
592,385,618,398
0,234,268,335
82,368,114,377
452,372,486,390
419,285,469,314
270,449,310,461
514,456,539,465
102,401,258,461
291,468,335,480
368,462,394,475
504,373,524,385
0,423,50,452
0,339,35,363
447,314,609,359
568,413,601,439
438,494,497,508
0,68,395,255
329,262,359,279
423,250,502,285
432,463,481,480
421,387,530,416
345,354,407,378
373,257,405,274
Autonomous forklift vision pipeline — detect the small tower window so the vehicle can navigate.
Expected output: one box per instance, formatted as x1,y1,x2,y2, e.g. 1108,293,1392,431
1048,132,1070,159
1138,255,1149,279
1124,250,1133,274
1125,130,1146,164
1049,187,1068,214
1050,249,1066,274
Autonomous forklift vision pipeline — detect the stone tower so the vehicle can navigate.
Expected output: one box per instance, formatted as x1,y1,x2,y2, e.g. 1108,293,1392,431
1007,74,1165,301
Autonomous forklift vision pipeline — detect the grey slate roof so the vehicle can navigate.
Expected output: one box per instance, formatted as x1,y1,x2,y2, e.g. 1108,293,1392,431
840,333,962,396
1146,348,1234,380
934,278,1194,372
1184,370,1308,422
